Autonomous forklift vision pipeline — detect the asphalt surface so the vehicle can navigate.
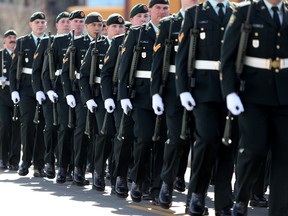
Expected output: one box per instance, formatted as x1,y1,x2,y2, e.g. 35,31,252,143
0,167,269,216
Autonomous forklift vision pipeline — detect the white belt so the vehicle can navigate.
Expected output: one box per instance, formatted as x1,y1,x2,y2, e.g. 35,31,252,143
94,76,101,84
55,69,62,76
244,56,288,70
0,81,10,86
22,67,32,74
135,70,151,79
169,65,176,73
195,60,220,71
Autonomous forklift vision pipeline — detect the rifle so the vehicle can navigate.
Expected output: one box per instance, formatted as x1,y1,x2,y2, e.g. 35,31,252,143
180,6,199,140
222,0,253,145
68,30,76,129
33,101,41,124
12,38,24,122
84,34,98,138
1,49,6,89
47,32,58,126
152,17,174,142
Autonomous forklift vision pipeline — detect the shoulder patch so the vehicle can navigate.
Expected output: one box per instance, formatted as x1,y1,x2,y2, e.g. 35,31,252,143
104,56,109,64
153,43,161,53
121,47,126,55
11,53,16,60
63,57,68,64
34,53,39,59
178,32,184,43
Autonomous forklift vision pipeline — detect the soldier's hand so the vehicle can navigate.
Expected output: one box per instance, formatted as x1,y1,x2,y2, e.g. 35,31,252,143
86,99,97,113
36,91,46,105
226,92,244,115
11,91,20,104
47,90,58,103
180,92,196,111
152,93,164,115
66,94,76,108
104,98,115,113
120,98,133,115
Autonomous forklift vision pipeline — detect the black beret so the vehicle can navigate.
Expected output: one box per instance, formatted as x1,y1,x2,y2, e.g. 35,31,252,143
56,11,70,23
148,0,169,8
30,11,46,22
106,13,125,26
130,4,149,18
85,12,103,24
69,10,85,20
4,29,17,38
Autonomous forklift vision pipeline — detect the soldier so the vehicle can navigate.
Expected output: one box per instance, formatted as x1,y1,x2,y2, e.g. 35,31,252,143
42,10,85,183
101,3,150,198
221,0,288,215
101,20,108,36
0,30,21,171
151,0,198,209
175,0,236,214
10,12,47,177
119,0,170,203
79,13,125,191
61,12,103,186
32,11,70,179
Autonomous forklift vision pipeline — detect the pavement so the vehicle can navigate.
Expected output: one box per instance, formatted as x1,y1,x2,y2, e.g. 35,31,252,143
0,167,269,216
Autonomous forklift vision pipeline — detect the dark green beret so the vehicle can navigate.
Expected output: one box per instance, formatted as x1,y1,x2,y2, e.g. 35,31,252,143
4,29,17,38
130,4,149,18
85,12,103,24
30,12,46,22
56,11,70,23
106,13,125,26
148,0,170,8
69,10,85,20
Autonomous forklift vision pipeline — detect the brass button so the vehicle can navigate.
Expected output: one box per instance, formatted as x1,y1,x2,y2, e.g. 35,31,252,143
277,32,281,37
275,69,279,73
276,45,280,49
221,27,225,31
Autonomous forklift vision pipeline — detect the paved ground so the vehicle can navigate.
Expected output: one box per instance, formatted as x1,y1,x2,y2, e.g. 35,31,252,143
0,167,269,216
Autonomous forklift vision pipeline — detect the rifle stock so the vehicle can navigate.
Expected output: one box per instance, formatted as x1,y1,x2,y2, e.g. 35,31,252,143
180,6,199,140
222,0,253,145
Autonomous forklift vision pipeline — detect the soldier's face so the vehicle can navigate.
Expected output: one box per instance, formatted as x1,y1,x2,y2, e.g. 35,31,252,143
130,12,150,26
29,19,47,36
3,35,17,51
56,18,71,35
149,4,170,25
70,18,85,36
107,24,125,39
85,22,103,38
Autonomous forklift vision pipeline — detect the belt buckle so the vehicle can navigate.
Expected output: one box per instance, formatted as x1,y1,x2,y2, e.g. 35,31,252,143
271,59,280,70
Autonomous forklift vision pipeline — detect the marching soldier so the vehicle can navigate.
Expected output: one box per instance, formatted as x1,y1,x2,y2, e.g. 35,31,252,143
79,13,125,191
101,3,150,198
0,30,21,170
151,0,198,209
175,0,236,214
61,12,103,186
221,0,288,215
42,10,85,183
119,0,170,203
10,12,47,177
32,11,70,179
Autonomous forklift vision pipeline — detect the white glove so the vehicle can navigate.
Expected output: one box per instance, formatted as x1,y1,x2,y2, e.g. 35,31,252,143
120,98,133,115
104,98,115,113
11,91,20,104
0,76,7,83
180,92,196,111
36,91,46,105
152,94,164,115
66,94,76,108
226,92,244,115
47,90,58,103
86,99,97,113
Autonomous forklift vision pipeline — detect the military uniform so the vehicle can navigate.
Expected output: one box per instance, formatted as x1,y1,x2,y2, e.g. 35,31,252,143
221,1,288,215
79,35,114,190
119,21,167,202
61,33,93,186
10,33,46,176
176,1,235,214
42,32,74,182
101,32,134,197
32,35,58,178
0,46,21,170
151,11,191,209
